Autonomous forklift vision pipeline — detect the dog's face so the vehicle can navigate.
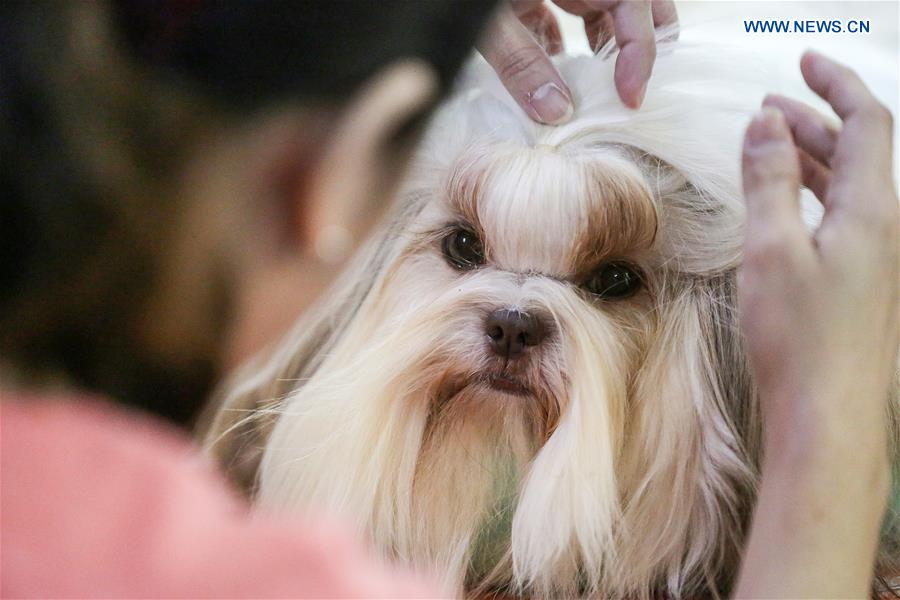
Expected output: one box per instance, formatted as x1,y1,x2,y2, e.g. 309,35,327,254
381,144,659,451
251,59,757,595
208,49,897,598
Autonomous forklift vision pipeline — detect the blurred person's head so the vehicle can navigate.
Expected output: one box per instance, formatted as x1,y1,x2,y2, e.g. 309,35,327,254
0,0,497,424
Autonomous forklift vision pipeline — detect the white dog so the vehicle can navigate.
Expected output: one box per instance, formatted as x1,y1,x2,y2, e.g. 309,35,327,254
205,43,900,598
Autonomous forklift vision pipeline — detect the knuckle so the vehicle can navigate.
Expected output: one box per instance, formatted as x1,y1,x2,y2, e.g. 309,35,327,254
496,46,546,83
745,159,791,183
874,102,893,128
856,196,899,236
833,181,899,231
858,97,892,126
743,147,798,186
745,231,793,262
645,36,658,59
631,0,652,15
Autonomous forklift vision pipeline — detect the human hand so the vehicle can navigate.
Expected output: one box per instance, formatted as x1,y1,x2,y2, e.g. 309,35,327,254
477,0,677,124
735,50,898,599
739,51,898,449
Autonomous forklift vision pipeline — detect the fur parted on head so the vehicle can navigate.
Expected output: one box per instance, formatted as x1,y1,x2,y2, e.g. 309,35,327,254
204,42,900,598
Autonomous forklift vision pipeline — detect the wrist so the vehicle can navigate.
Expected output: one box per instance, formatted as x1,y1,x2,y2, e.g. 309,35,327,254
763,435,891,493
762,384,887,446
761,410,891,510
760,388,890,487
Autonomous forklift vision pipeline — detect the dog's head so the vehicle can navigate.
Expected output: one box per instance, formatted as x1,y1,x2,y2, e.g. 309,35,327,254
205,46,899,598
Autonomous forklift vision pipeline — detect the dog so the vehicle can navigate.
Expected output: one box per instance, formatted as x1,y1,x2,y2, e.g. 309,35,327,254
204,43,900,598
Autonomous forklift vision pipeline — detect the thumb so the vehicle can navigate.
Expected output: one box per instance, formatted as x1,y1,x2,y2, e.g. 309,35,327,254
741,108,805,237
478,5,574,125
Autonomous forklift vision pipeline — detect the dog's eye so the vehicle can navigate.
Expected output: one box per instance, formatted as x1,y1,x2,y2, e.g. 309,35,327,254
441,227,485,270
584,262,643,299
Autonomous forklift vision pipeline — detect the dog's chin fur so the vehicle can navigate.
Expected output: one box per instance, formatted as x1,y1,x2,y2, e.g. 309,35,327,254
205,41,900,599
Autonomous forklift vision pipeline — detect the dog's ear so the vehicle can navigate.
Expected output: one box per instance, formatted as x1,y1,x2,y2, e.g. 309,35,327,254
197,197,426,494
874,374,900,594
192,341,286,493
197,285,357,495
617,270,761,596
198,382,273,494
692,272,761,593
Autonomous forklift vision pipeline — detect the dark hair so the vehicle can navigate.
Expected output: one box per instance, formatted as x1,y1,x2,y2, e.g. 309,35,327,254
113,0,498,108
0,0,497,424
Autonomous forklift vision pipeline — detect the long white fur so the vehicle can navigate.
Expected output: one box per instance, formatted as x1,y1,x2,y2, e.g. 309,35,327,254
220,42,897,598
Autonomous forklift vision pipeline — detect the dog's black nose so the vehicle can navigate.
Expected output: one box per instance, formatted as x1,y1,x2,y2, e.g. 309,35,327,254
485,309,545,359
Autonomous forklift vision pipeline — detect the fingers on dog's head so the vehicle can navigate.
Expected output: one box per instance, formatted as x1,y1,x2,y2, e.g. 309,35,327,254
479,6,573,125
610,0,656,108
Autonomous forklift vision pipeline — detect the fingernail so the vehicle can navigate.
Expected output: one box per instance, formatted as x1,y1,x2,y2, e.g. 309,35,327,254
528,82,573,124
633,82,648,109
746,107,786,145
800,49,821,68
804,49,823,60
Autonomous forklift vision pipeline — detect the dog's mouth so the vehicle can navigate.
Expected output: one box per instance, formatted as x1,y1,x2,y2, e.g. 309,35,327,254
431,368,561,440
438,371,535,400
485,373,531,396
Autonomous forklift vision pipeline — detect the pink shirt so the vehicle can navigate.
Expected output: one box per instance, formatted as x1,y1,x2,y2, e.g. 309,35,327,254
1,396,437,598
